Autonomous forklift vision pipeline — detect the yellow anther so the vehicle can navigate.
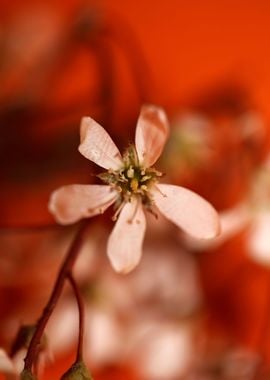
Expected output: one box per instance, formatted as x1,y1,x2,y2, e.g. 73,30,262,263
127,166,134,178
131,178,139,192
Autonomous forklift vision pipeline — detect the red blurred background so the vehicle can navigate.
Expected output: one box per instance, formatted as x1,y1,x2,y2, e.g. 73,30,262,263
1,0,270,379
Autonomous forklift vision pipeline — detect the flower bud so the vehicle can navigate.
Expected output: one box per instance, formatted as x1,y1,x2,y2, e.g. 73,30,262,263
60,361,93,380
20,369,37,380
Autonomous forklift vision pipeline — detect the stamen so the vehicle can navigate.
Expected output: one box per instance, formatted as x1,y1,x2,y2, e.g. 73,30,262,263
141,175,151,182
87,196,116,215
146,207,159,219
127,166,134,178
112,201,126,221
116,185,122,193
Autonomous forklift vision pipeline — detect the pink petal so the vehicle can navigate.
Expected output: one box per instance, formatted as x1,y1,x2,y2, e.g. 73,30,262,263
78,117,122,170
153,184,220,239
107,200,146,273
135,105,169,166
248,212,270,266
49,185,117,225
0,349,15,374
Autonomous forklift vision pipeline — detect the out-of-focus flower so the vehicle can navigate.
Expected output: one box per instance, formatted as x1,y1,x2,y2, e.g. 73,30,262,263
161,87,267,211
162,114,215,182
248,212,270,265
183,203,251,251
0,348,18,379
49,105,220,273
129,320,193,380
0,228,74,347
45,225,201,378
185,155,270,267
0,326,50,380
187,340,260,380
244,156,270,265
0,346,42,380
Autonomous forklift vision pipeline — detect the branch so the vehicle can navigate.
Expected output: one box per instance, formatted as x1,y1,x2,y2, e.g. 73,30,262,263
23,220,90,373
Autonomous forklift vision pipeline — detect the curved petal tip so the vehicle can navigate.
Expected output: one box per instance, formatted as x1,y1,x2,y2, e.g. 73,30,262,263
135,104,169,167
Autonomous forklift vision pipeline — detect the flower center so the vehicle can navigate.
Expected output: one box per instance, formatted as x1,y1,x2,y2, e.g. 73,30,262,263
98,145,162,207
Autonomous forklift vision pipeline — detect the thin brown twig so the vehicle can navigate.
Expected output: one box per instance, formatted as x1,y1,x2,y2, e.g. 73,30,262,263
23,220,90,373
103,10,157,103
91,36,116,129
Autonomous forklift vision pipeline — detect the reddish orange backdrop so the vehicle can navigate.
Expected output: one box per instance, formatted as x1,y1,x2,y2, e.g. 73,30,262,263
100,0,270,114
1,1,270,378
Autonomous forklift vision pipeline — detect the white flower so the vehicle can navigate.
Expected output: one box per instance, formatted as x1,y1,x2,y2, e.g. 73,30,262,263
49,105,220,273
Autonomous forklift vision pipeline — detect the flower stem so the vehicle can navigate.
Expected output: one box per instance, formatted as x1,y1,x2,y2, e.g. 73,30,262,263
104,12,155,103
68,273,85,363
23,221,90,373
